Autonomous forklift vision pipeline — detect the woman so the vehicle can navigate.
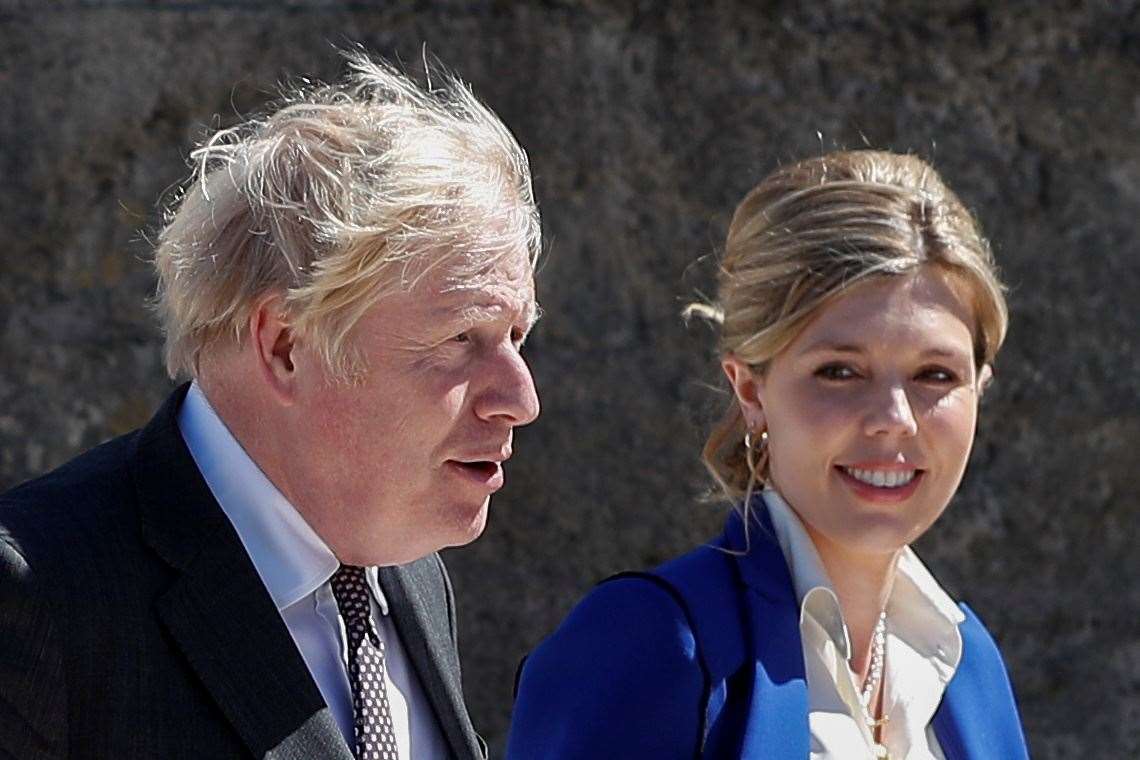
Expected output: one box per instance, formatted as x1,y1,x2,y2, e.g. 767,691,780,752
506,151,1029,759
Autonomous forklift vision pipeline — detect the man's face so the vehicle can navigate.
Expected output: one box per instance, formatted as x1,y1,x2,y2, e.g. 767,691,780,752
290,247,540,566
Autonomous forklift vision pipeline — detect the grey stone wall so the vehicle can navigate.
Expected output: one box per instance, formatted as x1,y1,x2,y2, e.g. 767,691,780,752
2,2,1137,756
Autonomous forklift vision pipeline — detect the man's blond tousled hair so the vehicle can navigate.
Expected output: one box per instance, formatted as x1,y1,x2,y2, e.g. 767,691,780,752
687,150,1008,506
152,50,540,381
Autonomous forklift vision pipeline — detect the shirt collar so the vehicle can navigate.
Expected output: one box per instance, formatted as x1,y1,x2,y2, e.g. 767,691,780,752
888,546,964,677
762,487,964,674
177,381,340,611
764,488,834,606
364,567,389,616
764,488,851,655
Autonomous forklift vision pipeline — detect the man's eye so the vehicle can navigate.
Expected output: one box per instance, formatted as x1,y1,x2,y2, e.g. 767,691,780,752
815,363,858,380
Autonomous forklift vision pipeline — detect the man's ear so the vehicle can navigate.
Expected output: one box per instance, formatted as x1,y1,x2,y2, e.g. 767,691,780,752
249,293,299,405
721,354,767,431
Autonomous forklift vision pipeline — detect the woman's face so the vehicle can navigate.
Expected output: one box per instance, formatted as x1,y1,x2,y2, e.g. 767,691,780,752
724,267,990,564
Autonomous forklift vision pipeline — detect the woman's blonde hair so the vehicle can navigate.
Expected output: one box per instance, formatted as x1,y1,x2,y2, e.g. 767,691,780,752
152,50,540,382
688,150,1008,504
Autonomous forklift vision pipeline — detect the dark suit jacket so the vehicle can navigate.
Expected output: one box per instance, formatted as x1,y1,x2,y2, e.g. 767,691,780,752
0,385,486,760
507,503,1029,759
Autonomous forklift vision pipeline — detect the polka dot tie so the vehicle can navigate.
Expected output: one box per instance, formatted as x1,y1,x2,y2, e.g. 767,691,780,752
331,565,400,760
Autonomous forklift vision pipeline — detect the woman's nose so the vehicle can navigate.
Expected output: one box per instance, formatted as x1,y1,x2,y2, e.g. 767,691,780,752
864,385,918,438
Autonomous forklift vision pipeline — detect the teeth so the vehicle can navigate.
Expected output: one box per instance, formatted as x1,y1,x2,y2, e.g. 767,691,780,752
843,467,917,488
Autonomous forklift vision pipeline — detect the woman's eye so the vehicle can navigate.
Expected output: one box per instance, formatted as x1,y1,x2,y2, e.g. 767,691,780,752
917,366,958,383
451,332,471,344
815,363,858,380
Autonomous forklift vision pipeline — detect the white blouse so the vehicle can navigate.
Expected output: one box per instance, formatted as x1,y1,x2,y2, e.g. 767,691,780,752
764,489,965,760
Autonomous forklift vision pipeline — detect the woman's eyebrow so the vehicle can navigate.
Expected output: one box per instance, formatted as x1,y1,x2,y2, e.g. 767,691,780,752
797,341,970,359
917,346,970,360
798,341,865,355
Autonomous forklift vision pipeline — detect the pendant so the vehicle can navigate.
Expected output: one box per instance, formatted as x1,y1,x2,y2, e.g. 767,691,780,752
872,742,890,760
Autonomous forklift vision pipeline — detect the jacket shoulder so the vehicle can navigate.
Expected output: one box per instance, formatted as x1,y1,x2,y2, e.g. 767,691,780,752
0,430,144,573
1,430,139,526
0,427,163,636
507,575,705,759
652,540,750,685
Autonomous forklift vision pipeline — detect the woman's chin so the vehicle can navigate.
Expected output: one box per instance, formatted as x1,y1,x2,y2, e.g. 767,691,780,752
809,515,922,563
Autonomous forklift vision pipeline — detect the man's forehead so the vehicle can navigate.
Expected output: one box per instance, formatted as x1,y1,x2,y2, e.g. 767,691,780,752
438,249,533,290
405,244,530,285
416,257,534,316
430,286,539,324
380,247,536,320
437,268,532,292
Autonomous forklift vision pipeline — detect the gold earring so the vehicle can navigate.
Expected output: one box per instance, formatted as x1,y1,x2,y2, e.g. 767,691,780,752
743,429,768,476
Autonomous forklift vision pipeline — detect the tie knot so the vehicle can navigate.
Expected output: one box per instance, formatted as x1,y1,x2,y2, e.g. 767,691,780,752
331,564,372,624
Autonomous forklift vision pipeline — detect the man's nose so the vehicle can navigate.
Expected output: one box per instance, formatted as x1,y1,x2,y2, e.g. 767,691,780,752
474,346,540,426
863,384,918,438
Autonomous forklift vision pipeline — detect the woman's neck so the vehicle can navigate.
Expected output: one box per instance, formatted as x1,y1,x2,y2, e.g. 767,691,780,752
806,526,900,677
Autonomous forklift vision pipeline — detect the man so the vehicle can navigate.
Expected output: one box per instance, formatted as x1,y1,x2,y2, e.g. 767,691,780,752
0,51,540,760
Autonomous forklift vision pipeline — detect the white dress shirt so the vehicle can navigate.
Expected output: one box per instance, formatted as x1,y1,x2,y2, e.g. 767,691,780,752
178,382,448,760
764,489,965,760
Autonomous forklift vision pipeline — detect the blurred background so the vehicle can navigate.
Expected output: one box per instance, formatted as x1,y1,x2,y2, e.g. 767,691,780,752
1,1,1137,756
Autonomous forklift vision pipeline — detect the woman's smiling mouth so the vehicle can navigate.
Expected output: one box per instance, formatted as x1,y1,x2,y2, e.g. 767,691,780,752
841,466,918,488
835,465,925,501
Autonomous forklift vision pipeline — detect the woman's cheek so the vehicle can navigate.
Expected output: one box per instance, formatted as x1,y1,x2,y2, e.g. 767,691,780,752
930,386,979,423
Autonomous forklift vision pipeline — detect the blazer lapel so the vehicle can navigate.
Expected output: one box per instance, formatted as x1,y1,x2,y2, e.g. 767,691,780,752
931,684,970,760
726,503,811,757
931,605,1030,760
136,386,352,760
379,560,482,760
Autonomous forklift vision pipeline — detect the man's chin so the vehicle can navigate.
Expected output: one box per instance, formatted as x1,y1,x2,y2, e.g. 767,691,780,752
444,499,491,548
340,499,492,565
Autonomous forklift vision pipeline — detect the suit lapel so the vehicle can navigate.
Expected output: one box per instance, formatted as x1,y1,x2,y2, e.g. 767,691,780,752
136,386,352,760
725,503,811,757
379,560,482,760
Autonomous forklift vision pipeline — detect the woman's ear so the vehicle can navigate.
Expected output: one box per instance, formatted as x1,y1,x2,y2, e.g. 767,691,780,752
722,354,767,431
977,363,994,396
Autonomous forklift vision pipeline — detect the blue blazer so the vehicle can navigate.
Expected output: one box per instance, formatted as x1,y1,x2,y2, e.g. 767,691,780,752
507,505,1029,759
